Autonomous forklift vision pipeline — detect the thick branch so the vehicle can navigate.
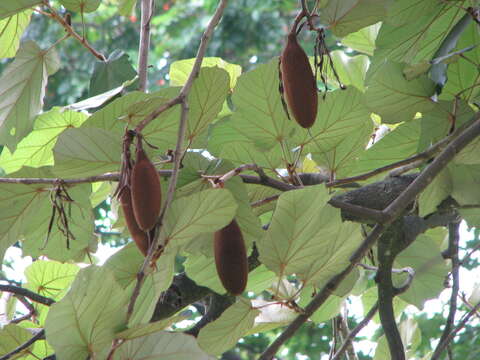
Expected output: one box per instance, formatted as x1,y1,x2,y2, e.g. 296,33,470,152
0,284,55,306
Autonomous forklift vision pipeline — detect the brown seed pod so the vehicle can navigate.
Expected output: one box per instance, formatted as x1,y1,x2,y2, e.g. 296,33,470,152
214,219,248,296
131,145,162,231
280,32,318,129
120,188,150,256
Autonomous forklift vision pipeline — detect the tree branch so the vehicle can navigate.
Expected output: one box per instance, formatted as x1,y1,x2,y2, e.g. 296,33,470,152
432,221,461,360
137,0,154,92
0,284,55,306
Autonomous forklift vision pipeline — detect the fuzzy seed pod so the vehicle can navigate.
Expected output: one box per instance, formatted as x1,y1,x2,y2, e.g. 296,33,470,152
131,148,162,231
120,189,150,256
214,219,248,296
280,32,318,128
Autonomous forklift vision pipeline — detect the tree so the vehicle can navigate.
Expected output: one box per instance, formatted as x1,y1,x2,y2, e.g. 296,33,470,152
0,0,479,359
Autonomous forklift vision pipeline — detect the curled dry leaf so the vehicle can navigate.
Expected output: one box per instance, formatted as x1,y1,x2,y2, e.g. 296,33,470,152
214,219,248,296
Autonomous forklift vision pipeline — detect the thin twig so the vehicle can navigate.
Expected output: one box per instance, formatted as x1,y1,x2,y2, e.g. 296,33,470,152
250,194,280,208
432,221,461,359
0,329,45,360
431,301,480,360
41,1,106,61
125,0,229,323
0,285,55,306
138,0,154,91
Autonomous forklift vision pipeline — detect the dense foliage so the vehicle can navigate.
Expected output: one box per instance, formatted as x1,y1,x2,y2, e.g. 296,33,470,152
0,1,480,360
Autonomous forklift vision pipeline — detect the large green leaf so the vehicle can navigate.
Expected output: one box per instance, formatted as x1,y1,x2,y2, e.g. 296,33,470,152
185,67,229,143
208,116,284,170
341,23,380,56
45,266,128,360
322,52,370,92
0,10,32,58
184,253,226,294
246,265,277,294
229,59,296,150
0,168,52,263
59,0,101,13
319,0,390,37
257,186,362,288
450,164,480,205
374,3,465,66
0,324,35,358
89,50,137,96
0,1,40,20
197,298,260,355
170,57,242,89
0,108,88,173
0,41,60,151
418,168,452,217
114,331,212,360
298,286,344,323
440,23,480,102
393,229,449,309
25,260,79,300
365,62,435,124
351,119,421,175
301,87,372,175
53,127,122,177
22,183,95,262
160,188,238,250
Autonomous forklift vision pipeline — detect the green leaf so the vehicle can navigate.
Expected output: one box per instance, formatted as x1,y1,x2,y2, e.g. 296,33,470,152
393,229,449,309
298,286,344,323
341,23,380,56
0,41,60,151
160,188,238,250
118,0,137,16
229,58,296,150
440,23,480,102
0,1,40,20
365,62,435,124
104,243,145,287
455,137,480,165
128,252,176,326
22,183,95,262
184,254,226,294
0,10,32,58
89,50,137,96
208,116,283,170
451,164,480,205
246,265,277,294
59,0,101,13
373,318,421,360
0,324,34,357
170,57,242,89
53,127,122,178
418,168,452,217
459,208,480,228
372,4,466,73
352,119,421,175
197,298,260,355
25,260,79,300
323,52,370,92
301,87,372,177
0,108,88,173
45,266,128,360
257,186,362,289
186,67,229,143
319,0,390,37
116,315,187,340
0,169,50,262
361,286,407,323
114,331,212,360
